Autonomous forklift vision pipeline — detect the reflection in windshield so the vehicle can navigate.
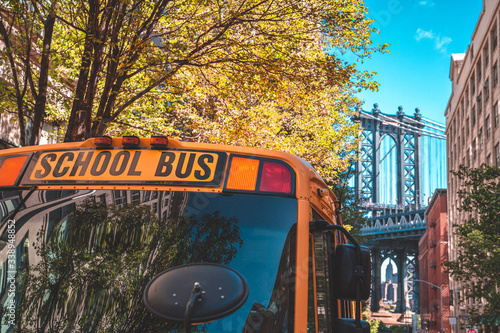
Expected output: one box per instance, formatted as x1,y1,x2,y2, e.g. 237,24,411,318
243,225,296,333
0,190,297,332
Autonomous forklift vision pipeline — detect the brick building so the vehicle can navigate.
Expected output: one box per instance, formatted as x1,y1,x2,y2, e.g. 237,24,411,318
446,1,500,331
419,189,450,333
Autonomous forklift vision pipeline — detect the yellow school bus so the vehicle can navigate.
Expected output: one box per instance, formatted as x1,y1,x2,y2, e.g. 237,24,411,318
0,136,370,333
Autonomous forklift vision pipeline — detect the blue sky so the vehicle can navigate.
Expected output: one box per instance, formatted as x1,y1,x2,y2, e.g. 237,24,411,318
356,0,484,124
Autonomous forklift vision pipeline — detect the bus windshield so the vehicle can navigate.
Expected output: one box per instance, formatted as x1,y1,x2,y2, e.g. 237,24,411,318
0,189,297,332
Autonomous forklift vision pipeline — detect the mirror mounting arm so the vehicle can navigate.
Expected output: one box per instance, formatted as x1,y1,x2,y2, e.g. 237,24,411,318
184,282,202,333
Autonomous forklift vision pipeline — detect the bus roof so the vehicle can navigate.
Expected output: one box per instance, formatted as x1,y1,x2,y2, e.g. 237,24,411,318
0,137,339,221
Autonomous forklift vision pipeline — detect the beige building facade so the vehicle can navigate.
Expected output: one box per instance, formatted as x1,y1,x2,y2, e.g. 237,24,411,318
446,1,500,332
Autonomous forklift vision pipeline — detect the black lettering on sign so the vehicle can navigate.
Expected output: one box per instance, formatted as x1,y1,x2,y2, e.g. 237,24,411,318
195,154,214,180
155,152,175,177
128,151,142,176
53,152,74,177
34,153,57,179
70,152,94,176
91,151,111,176
175,153,196,179
28,149,222,184
110,151,130,176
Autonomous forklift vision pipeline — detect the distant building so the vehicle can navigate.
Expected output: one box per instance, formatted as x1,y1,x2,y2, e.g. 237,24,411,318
0,9,58,148
0,113,56,148
419,189,450,333
446,1,500,331
381,259,399,305
386,259,398,284
382,279,398,304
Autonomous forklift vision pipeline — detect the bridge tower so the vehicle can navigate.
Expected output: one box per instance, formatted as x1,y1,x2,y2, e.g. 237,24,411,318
354,103,424,211
354,104,438,316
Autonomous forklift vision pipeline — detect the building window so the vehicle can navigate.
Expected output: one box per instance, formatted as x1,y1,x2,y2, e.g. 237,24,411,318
473,139,477,160
471,73,476,94
472,106,476,125
478,94,483,114
492,23,498,51
483,44,489,68
485,79,490,101
131,190,140,203
98,194,107,205
479,128,483,149
487,116,491,139
493,63,498,87
114,190,127,207
496,143,500,166
477,60,482,83
496,103,500,128
454,144,457,168
451,120,455,142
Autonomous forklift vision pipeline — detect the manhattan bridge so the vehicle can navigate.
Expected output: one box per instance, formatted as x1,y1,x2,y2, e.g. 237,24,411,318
353,104,446,317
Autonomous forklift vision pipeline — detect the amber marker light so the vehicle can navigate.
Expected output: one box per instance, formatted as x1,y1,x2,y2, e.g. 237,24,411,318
122,136,140,147
226,157,260,191
94,136,113,147
0,155,29,186
150,136,169,148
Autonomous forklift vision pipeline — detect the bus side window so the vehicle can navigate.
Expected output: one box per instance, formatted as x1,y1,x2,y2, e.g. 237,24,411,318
307,210,336,332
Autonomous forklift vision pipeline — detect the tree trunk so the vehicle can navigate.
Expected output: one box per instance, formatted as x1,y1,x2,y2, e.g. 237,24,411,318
29,10,56,146
64,0,100,142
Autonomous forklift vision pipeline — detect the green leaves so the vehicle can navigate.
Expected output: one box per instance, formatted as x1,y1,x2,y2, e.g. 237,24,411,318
445,164,500,326
16,198,243,331
3,0,383,180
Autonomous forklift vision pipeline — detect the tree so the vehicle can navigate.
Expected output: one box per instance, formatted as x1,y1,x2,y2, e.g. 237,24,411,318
444,164,500,328
329,156,367,239
14,197,243,332
0,0,57,146
1,0,384,175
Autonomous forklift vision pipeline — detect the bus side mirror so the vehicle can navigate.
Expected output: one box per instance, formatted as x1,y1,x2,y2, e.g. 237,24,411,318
309,221,371,333
332,245,371,333
332,244,371,301
143,263,248,333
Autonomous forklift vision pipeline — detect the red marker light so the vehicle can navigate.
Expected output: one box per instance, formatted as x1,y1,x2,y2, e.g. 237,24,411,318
258,161,292,193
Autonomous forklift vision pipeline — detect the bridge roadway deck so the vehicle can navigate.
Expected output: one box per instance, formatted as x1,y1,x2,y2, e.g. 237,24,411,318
361,208,426,242
360,208,427,314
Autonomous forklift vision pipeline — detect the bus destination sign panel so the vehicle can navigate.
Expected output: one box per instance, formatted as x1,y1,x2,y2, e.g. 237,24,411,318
22,149,227,186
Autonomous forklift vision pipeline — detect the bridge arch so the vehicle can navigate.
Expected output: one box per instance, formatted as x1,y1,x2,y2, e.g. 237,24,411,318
354,104,446,318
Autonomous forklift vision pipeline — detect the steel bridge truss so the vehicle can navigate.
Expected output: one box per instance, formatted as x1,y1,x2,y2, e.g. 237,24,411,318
354,104,424,211
354,104,431,316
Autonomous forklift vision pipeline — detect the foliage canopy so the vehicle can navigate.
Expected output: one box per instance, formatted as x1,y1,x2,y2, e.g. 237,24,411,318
0,0,385,179
444,164,500,327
